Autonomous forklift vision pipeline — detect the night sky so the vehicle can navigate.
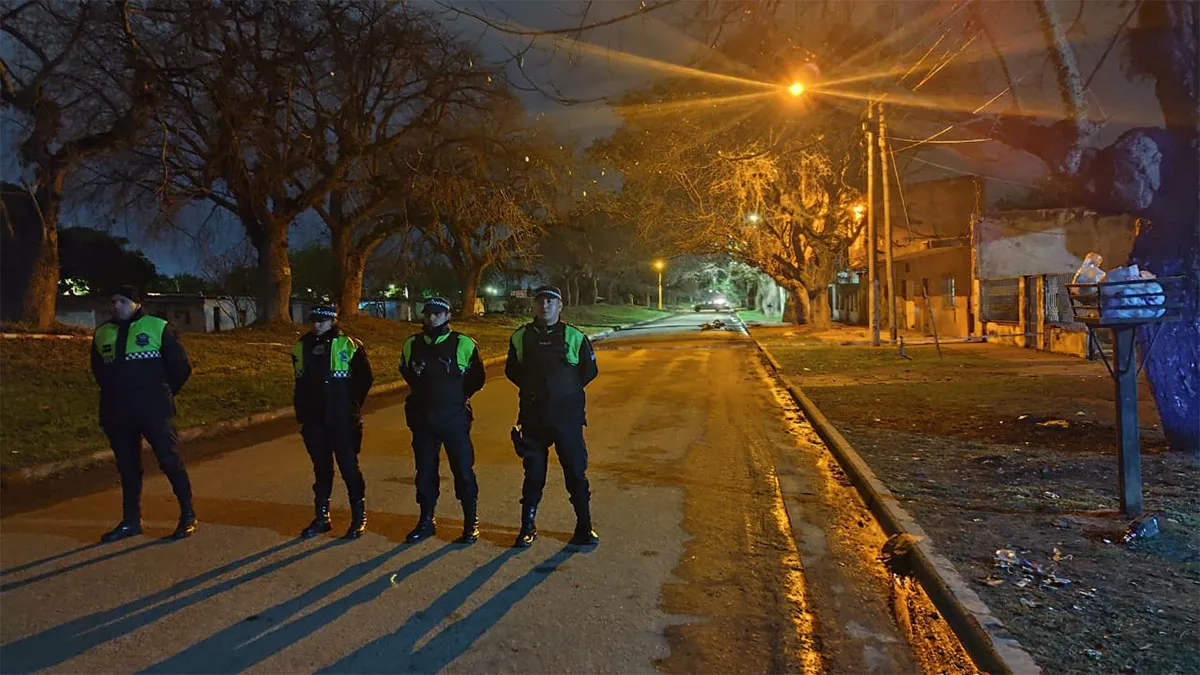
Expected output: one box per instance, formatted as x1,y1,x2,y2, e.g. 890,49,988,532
1,0,1159,278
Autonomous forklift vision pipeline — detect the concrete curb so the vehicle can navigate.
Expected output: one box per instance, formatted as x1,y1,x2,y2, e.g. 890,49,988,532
748,333,1041,675
0,315,666,488
586,312,671,342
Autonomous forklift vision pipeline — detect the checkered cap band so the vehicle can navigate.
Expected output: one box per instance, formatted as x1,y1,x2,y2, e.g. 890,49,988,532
423,298,452,313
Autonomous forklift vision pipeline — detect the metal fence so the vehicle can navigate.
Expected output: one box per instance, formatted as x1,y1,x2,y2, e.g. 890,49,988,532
980,277,1020,323
1043,274,1077,325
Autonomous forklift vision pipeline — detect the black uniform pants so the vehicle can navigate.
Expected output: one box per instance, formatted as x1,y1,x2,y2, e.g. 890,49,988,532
520,421,590,510
411,412,478,508
301,421,365,503
104,417,192,519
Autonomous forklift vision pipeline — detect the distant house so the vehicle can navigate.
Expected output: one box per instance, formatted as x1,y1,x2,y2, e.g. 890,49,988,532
973,208,1137,356
56,293,258,332
834,175,1003,338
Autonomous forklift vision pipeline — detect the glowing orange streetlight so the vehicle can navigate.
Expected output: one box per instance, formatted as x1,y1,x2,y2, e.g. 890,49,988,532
653,259,666,309
788,82,805,97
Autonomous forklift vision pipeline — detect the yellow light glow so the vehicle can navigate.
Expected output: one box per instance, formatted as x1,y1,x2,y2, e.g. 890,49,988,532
653,259,666,271
788,82,805,97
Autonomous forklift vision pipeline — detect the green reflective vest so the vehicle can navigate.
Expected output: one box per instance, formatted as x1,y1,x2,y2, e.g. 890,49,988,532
94,315,168,363
510,323,585,365
402,331,476,373
292,334,360,379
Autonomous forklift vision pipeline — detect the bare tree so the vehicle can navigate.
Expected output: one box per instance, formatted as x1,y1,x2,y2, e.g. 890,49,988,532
1,0,165,327
412,107,568,315
303,2,502,315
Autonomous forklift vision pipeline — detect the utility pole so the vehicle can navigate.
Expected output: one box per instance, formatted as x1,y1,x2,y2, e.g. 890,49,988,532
879,105,896,343
866,103,880,346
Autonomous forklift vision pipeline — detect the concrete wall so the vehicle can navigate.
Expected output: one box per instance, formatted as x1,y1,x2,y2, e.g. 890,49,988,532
972,209,1135,358
976,209,1137,280
894,247,971,338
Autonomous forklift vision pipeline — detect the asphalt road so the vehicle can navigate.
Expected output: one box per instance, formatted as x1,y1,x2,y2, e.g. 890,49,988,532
0,312,962,674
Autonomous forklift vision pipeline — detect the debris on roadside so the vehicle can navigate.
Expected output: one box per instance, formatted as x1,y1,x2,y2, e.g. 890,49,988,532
699,319,727,331
993,548,1072,586
1123,513,1160,544
1084,648,1103,660
880,533,923,577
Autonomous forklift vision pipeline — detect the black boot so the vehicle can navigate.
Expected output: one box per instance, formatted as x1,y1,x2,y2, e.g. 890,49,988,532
171,503,197,540
568,500,598,548
100,518,142,544
457,501,480,545
513,505,537,548
301,500,333,538
343,499,367,540
405,505,436,543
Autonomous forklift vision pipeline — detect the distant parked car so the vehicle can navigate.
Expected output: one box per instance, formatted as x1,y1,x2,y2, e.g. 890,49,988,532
693,298,729,312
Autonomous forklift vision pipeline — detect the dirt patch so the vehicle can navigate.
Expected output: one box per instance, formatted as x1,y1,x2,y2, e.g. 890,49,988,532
757,331,1200,675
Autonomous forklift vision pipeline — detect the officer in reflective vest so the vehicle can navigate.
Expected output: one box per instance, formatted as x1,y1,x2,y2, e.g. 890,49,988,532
292,304,374,539
90,285,196,542
398,297,486,544
505,285,599,549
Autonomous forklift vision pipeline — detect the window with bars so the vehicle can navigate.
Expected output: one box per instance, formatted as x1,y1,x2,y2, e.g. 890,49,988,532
942,275,956,307
981,278,1020,323
1043,274,1078,325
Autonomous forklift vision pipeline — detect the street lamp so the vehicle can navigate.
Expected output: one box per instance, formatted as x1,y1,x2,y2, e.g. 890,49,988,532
653,259,666,310
788,82,805,97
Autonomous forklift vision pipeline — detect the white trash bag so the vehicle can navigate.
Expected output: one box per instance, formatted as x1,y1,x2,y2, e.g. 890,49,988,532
1071,252,1106,319
1102,264,1166,320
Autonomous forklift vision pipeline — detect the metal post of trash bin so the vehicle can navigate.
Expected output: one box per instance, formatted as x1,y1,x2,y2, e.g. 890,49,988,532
1111,325,1142,517
1067,275,1185,518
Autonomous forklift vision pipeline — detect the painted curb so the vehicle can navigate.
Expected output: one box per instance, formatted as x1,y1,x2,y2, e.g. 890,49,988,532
0,315,668,488
748,333,1042,675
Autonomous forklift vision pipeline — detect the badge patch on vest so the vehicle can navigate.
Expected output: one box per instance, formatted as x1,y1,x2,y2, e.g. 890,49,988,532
101,344,113,353
135,333,151,347
339,349,349,363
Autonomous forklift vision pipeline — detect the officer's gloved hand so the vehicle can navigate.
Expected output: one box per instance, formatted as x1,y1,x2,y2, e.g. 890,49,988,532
510,425,529,459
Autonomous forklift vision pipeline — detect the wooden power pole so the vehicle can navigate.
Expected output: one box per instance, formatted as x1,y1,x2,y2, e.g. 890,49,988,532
866,103,880,346
879,106,896,343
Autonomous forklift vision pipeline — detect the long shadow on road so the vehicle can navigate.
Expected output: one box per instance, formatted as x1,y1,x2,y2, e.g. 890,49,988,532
0,542,104,577
0,539,168,593
1,538,322,673
139,542,456,674
321,546,575,674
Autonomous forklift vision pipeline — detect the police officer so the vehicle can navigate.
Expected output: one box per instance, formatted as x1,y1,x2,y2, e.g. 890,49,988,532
292,304,374,540
399,297,486,544
505,285,599,548
91,285,196,542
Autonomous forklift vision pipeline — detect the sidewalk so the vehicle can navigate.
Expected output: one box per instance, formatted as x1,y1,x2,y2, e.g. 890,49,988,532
748,324,1200,675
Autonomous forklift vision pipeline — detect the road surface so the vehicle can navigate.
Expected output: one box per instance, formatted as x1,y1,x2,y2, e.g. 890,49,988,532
0,312,969,673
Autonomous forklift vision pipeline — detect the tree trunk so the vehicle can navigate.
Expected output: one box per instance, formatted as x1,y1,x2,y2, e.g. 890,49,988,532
783,286,801,324
254,223,292,323
607,278,617,304
331,227,372,317
19,190,60,329
591,275,600,304
806,287,832,329
458,264,483,317
1131,133,1199,451
337,252,367,317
